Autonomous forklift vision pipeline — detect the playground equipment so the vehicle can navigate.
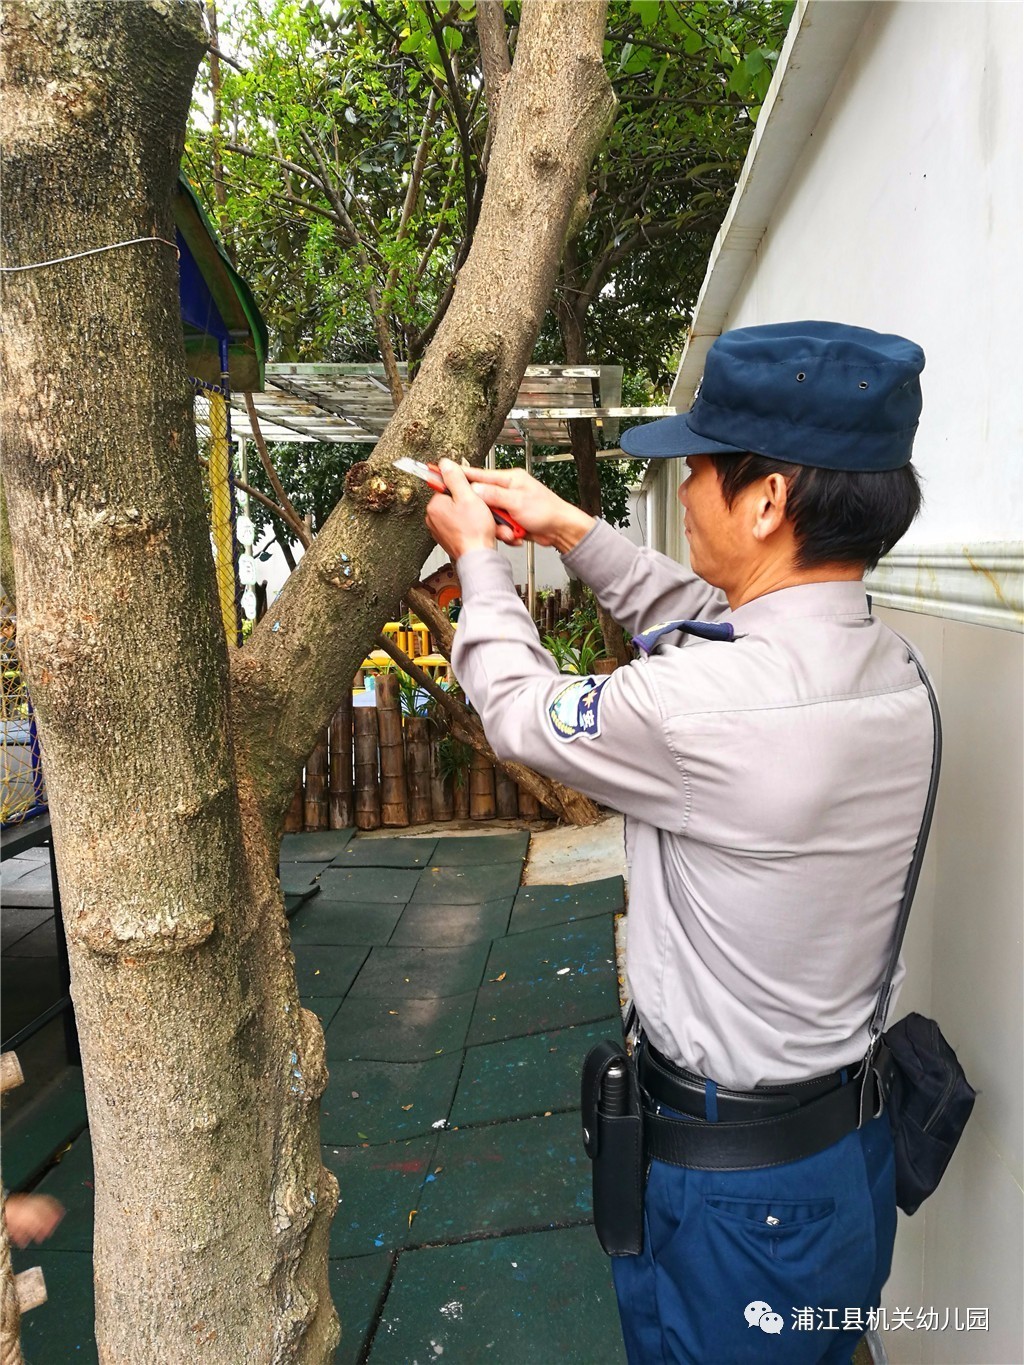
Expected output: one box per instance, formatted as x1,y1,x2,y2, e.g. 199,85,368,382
175,175,267,644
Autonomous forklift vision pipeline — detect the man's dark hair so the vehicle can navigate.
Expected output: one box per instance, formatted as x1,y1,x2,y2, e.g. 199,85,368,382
710,454,922,571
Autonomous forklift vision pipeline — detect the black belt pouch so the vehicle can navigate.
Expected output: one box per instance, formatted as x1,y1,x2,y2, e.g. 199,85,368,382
581,1040,644,1256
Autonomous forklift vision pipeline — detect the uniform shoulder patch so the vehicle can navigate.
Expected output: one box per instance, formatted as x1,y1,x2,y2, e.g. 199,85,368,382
547,677,608,743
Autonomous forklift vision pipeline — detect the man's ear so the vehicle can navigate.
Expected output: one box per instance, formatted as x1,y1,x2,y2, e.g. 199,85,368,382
751,473,789,542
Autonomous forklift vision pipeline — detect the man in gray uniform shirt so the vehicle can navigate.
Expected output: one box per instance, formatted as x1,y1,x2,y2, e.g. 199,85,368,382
424,322,932,1364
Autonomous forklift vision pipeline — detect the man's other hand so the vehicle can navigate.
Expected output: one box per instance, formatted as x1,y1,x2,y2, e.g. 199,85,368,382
425,460,498,560
460,466,595,552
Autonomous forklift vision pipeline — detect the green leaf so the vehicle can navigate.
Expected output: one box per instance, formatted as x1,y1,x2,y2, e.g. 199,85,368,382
630,0,660,29
399,31,422,53
683,28,703,55
652,55,669,96
443,26,463,53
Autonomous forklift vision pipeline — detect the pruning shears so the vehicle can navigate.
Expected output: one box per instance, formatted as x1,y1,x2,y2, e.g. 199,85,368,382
394,457,526,540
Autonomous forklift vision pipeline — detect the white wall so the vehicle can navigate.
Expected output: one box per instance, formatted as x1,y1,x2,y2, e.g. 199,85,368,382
875,608,1022,1365
721,1,1022,546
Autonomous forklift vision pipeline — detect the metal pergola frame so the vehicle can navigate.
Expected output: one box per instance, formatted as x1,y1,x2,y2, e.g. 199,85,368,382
196,361,675,452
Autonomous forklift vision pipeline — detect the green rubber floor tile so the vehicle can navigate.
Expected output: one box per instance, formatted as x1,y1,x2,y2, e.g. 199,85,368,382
284,887,320,917
281,830,357,862
306,996,344,1031
324,991,476,1063
410,862,523,905
333,837,438,868
289,900,405,947
348,944,489,1000
428,831,530,866
509,877,625,933
2,1066,88,1190
280,861,331,895
318,866,422,904
0,955,61,1037
452,1018,621,1126
10,1250,97,1364
34,1130,94,1251
389,897,514,948
410,1111,589,1245
331,1252,394,1365
323,1135,437,1258
367,1225,623,1365
321,1055,463,1144
484,916,617,985
468,970,620,1047
294,945,370,997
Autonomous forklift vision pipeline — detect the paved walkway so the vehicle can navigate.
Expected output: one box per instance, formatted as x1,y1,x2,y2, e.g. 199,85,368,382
4,827,629,1363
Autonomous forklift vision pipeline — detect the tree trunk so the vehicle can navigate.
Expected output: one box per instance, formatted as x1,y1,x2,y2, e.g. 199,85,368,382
0,5,338,1360
0,0,615,1358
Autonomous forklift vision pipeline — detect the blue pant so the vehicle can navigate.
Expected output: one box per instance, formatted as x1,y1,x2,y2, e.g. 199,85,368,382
611,1114,896,1364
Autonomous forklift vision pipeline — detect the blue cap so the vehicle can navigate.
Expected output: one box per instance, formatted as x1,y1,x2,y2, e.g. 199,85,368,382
621,321,925,471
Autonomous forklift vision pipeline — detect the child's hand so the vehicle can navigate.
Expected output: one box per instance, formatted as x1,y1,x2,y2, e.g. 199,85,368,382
4,1193,65,1247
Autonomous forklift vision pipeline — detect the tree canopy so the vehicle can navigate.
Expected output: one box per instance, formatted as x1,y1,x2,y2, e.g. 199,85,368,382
187,0,791,403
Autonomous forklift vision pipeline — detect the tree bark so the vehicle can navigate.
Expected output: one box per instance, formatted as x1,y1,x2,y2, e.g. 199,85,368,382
1,4,337,1360
232,0,616,832
0,0,614,1358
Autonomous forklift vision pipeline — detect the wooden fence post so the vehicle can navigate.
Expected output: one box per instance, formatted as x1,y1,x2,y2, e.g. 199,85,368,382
376,673,409,827
329,695,354,829
495,767,519,818
430,733,454,822
517,785,541,818
353,708,381,830
304,729,329,831
453,771,470,820
283,779,304,833
469,749,496,820
406,716,433,825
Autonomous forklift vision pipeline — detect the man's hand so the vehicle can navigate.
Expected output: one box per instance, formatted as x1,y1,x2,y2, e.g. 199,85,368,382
460,466,595,552
425,460,498,560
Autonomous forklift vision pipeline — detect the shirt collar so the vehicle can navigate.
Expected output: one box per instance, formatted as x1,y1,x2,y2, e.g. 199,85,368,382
726,580,870,627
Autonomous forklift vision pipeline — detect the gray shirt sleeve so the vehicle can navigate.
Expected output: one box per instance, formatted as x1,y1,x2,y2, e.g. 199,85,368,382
451,548,691,830
561,518,727,636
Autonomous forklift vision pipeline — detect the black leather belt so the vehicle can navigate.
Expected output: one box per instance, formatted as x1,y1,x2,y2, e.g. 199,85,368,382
639,1041,892,1171
639,1042,848,1120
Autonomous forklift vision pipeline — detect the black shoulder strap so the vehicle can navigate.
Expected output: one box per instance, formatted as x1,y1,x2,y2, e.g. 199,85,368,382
869,636,942,1039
